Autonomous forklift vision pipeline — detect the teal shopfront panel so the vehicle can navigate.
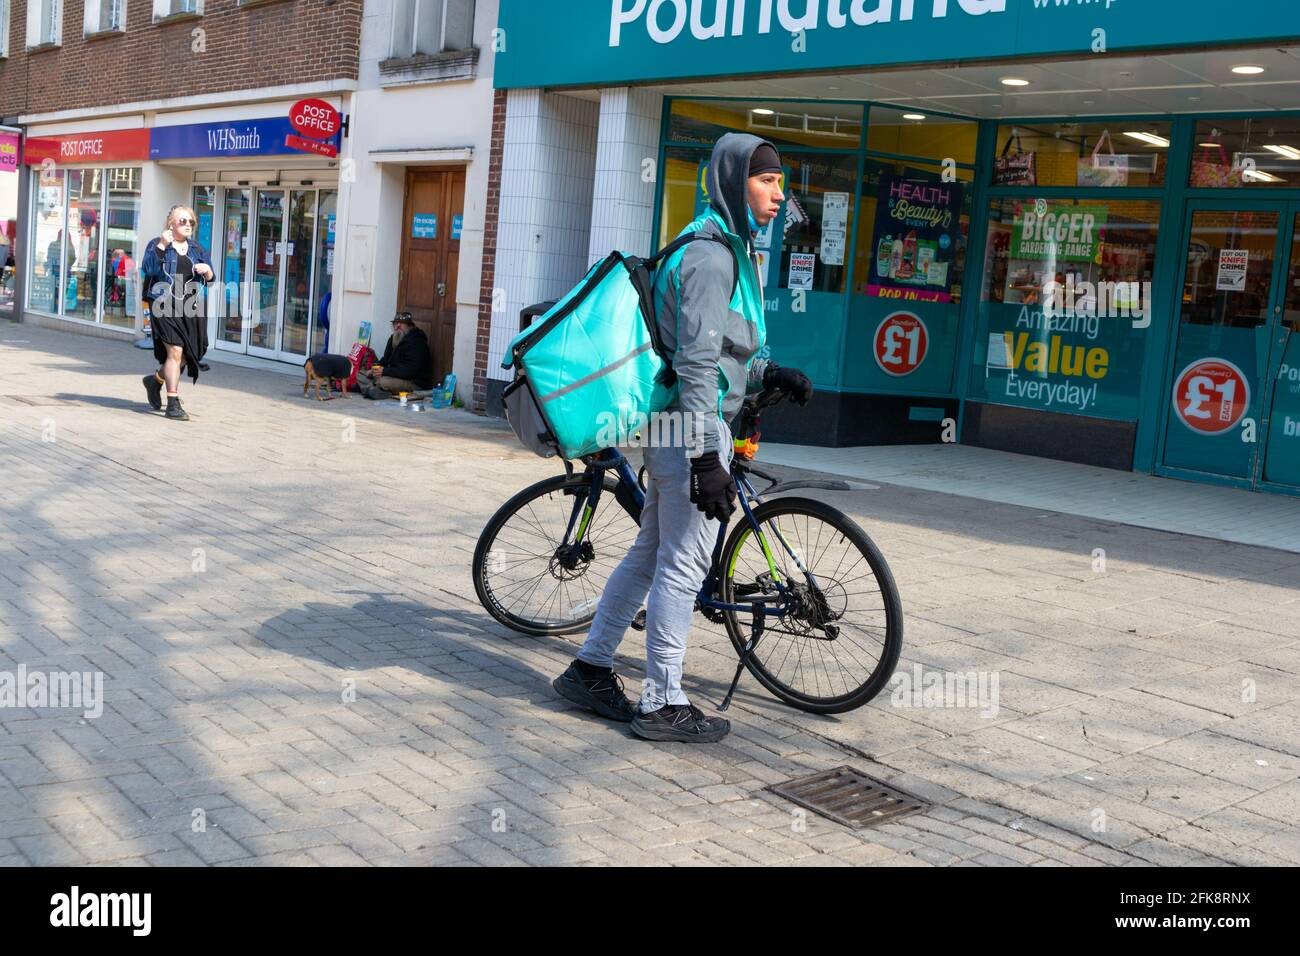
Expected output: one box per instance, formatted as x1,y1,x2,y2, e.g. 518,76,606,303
1262,336,1300,486
969,301,1146,420
762,289,844,387
843,295,958,393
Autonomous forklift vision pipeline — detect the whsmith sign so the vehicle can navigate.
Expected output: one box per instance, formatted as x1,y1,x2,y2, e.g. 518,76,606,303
494,0,1300,89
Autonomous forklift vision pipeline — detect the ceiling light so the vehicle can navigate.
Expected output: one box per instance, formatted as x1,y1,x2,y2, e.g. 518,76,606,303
1198,142,1222,148
1001,77,1030,87
1232,65,1266,75
1124,131,1171,148
1264,144,1300,160
752,108,775,116
903,113,927,121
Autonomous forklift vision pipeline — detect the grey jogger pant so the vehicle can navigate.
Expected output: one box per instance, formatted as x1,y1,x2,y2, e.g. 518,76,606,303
577,419,733,711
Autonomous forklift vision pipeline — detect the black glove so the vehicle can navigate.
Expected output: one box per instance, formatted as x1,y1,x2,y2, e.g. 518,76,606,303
689,452,736,522
763,364,814,406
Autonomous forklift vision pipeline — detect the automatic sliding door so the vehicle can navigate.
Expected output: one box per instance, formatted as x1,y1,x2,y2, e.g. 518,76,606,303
249,190,284,356
1261,210,1300,489
216,188,251,350
280,190,316,359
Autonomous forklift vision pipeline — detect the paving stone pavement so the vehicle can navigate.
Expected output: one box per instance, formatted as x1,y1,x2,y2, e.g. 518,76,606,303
1,321,1298,867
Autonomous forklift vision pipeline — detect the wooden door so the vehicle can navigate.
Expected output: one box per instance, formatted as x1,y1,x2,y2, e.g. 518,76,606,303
398,168,464,386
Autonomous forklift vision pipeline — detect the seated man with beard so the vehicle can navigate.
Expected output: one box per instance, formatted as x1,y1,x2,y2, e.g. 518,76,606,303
358,311,435,399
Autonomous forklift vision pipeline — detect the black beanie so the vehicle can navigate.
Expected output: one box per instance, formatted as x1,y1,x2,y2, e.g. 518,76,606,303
749,143,782,177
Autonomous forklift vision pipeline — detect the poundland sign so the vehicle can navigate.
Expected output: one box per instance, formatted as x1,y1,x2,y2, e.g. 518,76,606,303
495,0,1300,88
610,0,1008,45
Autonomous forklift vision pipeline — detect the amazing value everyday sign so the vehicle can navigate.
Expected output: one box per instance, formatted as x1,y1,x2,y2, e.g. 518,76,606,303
494,1,1300,89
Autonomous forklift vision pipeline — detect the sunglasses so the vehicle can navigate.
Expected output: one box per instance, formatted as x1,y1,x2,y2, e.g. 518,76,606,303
173,218,195,227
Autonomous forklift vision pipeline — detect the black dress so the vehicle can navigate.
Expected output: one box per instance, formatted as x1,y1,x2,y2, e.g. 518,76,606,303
151,248,209,383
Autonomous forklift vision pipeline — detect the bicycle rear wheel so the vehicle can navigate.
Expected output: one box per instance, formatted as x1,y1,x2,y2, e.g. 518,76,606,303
720,497,903,714
473,472,641,636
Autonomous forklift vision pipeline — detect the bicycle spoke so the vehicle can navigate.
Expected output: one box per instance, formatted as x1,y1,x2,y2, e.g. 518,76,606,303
722,503,899,706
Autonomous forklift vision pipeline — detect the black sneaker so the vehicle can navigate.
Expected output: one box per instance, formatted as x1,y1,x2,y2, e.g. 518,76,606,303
165,396,190,421
630,703,730,743
143,373,163,411
552,661,637,723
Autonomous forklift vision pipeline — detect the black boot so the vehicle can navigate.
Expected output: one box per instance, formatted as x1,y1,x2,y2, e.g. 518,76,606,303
143,372,163,411
165,395,190,421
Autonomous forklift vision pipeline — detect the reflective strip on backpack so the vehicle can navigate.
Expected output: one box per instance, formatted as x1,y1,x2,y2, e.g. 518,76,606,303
538,342,655,404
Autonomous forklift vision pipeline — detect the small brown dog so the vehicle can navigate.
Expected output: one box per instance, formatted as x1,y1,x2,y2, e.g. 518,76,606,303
304,353,354,401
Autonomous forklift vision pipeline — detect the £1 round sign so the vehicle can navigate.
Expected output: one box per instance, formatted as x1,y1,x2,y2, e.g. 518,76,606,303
1172,358,1250,435
874,312,928,377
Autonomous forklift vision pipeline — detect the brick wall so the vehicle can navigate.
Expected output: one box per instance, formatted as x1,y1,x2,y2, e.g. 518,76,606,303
473,85,505,413
0,0,362,119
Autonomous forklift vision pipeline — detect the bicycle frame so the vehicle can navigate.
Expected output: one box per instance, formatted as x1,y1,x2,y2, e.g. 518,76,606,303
562,448,817,620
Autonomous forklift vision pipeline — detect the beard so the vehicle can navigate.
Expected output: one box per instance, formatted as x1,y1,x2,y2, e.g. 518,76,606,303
391,327,408,346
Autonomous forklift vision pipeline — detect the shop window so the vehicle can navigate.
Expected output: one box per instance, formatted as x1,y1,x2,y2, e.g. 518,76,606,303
104,168,142,330
29,167,67,313
65,170,104,323
853,159,974,305
391,0,476,58
843,158,974,394
1189,118,1300,189
26,165,144,325
991,122,1170,189
26,0,61,47
969,197,1162,421
668,99,863,151
85,0,125,35
867,106,978,166
1,230,14,312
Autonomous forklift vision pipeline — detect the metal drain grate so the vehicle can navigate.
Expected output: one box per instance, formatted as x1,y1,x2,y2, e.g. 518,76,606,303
769,766,928,830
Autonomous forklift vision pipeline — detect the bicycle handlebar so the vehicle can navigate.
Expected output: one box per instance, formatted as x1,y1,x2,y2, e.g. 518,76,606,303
735,387,791,441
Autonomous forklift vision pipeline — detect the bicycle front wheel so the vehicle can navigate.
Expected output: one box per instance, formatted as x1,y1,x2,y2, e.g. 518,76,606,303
720,497,903,714
473,472,642,636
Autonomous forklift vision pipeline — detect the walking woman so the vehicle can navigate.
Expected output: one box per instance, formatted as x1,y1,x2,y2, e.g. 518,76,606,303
140,205,214,420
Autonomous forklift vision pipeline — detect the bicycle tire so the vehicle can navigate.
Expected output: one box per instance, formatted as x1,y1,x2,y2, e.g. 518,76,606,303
473,472,642,637
720,496,903,714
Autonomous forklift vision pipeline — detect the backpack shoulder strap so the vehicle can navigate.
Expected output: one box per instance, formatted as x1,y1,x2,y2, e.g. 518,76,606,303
646,231,740,298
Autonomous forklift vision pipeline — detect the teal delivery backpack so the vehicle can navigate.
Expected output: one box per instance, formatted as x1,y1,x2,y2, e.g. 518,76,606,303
502,234,737,461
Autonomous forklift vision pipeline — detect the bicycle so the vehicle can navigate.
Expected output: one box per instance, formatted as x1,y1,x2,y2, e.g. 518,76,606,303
473,388,904,715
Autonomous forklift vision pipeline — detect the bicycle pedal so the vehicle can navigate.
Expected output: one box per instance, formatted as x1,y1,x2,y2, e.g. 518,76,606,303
631,608,647,631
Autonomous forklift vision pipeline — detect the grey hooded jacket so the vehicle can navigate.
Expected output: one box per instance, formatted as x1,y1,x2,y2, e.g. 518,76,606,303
653,133,774,455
